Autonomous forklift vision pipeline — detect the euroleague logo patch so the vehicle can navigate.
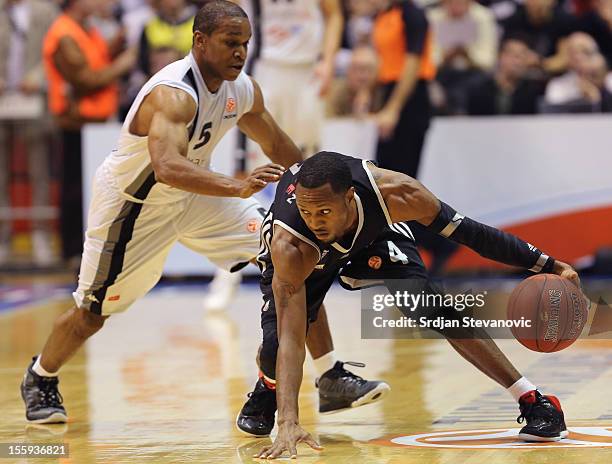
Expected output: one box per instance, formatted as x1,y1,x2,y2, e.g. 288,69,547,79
225,97,236,113
374,427,612,449
368,256,382,270
247,219,260,233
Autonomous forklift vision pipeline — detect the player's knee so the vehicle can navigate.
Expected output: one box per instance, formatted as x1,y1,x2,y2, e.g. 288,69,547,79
73,307,107,338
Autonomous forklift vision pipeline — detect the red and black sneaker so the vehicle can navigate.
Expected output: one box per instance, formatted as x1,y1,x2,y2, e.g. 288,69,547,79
236,378,277,437
517,390,568,442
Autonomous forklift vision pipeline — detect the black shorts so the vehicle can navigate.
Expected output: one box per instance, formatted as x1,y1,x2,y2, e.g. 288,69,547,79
260,226,428,331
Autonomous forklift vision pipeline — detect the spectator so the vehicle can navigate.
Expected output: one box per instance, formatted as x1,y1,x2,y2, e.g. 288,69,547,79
0,0,59,266
429,0,498,71
466,36,546,115
428,0,499,113
372,0,435,178
501,0,577,74
578,0,612,68
543,32,612,111
43,0,136,265
138,0,195,78
327,46,382,117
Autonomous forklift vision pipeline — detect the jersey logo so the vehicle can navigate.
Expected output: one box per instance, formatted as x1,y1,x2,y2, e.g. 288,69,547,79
247,219,260,233
286,184,296,194
368,256,382,270
223,97,237,119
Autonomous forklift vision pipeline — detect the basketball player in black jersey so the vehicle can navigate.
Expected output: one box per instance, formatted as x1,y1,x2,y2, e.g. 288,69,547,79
237,152,581,458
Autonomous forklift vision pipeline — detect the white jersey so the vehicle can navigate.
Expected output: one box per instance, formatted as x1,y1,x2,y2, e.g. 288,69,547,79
257,0,323,65
104,52,255,204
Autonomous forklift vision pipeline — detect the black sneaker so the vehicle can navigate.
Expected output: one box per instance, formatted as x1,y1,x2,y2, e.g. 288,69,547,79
20,357,67,424
316,361,390,414
517,390,568,441
236,378,277,437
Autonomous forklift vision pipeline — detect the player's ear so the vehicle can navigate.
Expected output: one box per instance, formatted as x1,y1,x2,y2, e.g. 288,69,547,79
193,31,206,51
345,187,355,204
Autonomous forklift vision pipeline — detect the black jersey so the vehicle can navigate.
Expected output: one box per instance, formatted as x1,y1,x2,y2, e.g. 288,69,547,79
257,154,416,317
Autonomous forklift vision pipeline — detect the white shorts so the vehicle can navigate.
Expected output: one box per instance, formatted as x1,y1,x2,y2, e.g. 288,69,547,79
73,168,264,315
247,60,324,170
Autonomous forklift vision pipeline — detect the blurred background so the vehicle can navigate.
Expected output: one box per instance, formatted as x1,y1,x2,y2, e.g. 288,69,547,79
0,0,611,279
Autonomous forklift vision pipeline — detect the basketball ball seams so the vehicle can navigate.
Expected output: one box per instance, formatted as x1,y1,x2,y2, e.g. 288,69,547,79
560,277,572,344
535,274,547,352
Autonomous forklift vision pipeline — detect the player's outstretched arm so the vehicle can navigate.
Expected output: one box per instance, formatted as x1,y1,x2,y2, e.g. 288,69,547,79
142,85,284,198
238,78,304,168
370,164,579,284
256,229,321,460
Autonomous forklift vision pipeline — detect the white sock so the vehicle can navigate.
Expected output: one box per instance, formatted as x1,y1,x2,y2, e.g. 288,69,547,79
32,355,58,377
507,377,537,402
312,351,337,377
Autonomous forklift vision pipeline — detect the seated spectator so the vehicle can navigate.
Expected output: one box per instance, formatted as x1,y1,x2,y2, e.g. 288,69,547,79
501,0,577,74
138,0,195,78
428,0,498,113
466,36,545,115
578,0,612,68
429,0,498,72
327,46,382,117
544,32,612,111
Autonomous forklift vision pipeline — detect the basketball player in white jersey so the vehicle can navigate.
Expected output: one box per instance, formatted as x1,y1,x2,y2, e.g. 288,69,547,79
248,0,343,158
203,0,344,311
20,0,386,425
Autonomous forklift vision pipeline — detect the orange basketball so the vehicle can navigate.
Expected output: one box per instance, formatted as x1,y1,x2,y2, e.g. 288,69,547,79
507,274,588,352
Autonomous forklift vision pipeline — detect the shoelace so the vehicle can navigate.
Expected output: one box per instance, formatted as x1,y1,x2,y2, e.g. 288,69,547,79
338,361,367,384
516,402,532,424
38,378,63,408
245,384,274,412
517,398,554,424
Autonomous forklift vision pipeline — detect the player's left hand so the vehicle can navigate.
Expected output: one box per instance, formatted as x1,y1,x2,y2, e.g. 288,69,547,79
374,107,400,139
254,422,322,459
552,260,581,288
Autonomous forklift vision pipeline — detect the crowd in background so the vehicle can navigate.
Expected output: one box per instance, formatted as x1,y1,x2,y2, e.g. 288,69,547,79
331,0,612,117
0,0,611,268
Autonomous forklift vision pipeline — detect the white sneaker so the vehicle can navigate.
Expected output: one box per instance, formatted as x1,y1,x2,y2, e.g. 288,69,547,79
31,230,56,267
203,269,242,312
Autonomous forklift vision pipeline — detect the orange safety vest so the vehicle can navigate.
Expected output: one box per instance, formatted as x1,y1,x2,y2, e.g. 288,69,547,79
43,14,118,120
373,6,436,84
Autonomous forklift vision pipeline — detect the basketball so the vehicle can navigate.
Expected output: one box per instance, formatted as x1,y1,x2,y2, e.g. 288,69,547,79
507,274,588,353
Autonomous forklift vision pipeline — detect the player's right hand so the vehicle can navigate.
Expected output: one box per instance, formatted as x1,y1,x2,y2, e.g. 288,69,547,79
254,422,322,459
552,260,581,288
238,163,285,198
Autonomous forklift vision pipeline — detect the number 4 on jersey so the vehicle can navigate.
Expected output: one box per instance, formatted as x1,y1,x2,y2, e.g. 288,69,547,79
387,241,408,264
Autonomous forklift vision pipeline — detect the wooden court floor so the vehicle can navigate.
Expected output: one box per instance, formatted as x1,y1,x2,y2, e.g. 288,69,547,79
1,281,612,463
